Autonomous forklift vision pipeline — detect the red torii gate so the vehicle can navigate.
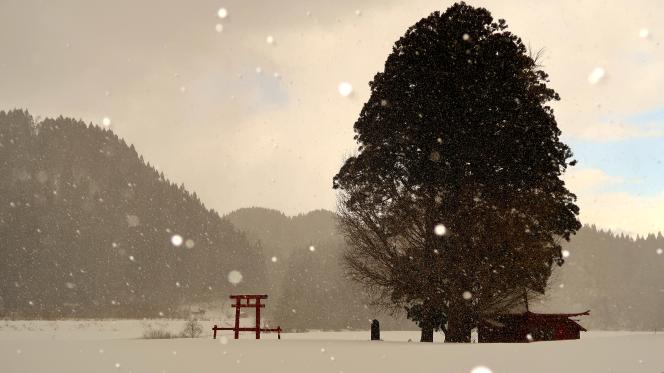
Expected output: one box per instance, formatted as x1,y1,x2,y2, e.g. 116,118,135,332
212,294,282,340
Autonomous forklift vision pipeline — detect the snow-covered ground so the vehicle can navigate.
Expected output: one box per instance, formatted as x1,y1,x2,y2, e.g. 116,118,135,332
2,320,663,373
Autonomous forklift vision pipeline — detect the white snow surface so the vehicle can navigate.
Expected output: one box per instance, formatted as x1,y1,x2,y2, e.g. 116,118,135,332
2,320,663,373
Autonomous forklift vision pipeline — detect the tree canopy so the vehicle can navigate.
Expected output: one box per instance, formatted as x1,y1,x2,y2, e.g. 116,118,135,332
334,2,581,342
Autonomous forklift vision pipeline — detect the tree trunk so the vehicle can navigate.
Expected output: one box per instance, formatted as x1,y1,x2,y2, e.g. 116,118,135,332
420,324,434,342
445,303,472,343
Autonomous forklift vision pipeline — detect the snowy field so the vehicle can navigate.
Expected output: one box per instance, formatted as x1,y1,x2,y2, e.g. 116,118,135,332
2,320,664,373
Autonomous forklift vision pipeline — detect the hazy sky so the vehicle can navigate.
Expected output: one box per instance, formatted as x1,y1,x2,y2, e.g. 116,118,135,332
1,0,663,235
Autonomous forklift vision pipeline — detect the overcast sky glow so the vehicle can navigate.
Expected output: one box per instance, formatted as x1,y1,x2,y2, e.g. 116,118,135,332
1,0,663,235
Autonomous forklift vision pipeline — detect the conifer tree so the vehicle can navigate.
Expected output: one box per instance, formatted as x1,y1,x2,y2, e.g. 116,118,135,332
334,2,581,342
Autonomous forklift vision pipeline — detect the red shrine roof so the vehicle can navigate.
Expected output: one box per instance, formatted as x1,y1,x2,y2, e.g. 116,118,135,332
486,310,590,331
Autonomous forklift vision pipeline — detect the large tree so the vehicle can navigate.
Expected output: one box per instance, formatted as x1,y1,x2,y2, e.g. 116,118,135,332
333,2,581,342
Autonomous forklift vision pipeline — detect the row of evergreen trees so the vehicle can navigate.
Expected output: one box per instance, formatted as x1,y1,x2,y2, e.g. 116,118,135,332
548,226,664,331
228,208,664,332
0,110,266,318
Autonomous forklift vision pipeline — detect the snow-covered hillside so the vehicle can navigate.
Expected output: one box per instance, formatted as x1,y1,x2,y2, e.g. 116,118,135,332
2,320,663,373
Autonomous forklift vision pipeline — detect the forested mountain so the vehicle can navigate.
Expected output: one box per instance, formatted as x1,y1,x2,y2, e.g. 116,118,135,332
0,109,266,318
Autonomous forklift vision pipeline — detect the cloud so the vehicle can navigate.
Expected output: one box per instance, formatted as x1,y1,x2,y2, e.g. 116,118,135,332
563,168,624,192
566,120,664,142
564,168,663,235
575,190,664,236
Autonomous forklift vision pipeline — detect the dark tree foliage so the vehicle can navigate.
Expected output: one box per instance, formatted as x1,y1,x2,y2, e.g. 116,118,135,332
0,109,267,318
333,2,581,342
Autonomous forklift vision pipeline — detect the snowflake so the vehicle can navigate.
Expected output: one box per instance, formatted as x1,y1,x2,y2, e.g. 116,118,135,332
217,8,228,19
338,82,353,97
434,224,447,236
227,270,243,285
587,67,605,85
171,234,183,247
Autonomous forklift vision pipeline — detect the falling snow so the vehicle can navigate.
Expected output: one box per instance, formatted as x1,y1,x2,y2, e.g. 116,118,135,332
102,117,111,127
217,8,228,19
434,224,447,236
171,234,183,247
227,270,243,285
587,67,605,85
338,82,353,97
